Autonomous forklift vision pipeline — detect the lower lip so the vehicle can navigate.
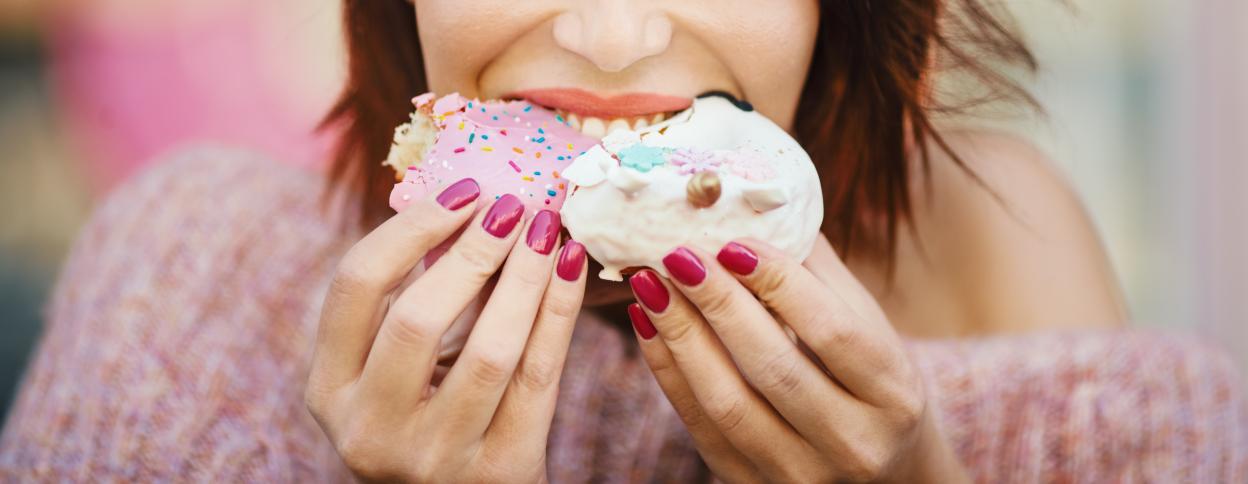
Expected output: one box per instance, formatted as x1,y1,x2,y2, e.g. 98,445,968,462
506,88,693,119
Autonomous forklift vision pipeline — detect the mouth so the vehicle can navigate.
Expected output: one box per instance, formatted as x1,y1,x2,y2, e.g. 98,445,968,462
503,87,693,138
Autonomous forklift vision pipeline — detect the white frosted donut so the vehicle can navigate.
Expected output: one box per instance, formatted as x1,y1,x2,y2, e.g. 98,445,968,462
559,95,824,281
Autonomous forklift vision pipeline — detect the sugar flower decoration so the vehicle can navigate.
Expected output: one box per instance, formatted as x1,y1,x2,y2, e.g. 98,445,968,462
667,148,723,175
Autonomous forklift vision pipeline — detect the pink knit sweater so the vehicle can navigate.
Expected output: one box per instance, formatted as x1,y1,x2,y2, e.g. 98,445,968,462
2,147,1245,482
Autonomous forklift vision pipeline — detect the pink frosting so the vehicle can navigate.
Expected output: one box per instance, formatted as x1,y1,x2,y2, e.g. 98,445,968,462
389,93,597,213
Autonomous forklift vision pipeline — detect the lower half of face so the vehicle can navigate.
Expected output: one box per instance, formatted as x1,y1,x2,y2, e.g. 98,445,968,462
414,0,818,305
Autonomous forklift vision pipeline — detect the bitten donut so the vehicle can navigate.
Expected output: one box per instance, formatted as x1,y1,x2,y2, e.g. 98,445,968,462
559,94,824,281
386,92,598,214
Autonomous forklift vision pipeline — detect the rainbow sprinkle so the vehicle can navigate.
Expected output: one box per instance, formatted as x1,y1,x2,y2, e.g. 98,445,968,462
508,160,521,172
453,147,466,154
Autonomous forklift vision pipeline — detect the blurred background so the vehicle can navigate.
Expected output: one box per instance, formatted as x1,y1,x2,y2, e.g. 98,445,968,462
0,0,1244,420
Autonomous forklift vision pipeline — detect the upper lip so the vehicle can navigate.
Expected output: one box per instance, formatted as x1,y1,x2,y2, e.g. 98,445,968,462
503,88,693,119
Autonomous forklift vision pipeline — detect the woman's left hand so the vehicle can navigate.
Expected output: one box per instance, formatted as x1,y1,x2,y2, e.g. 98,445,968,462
627,236,967,483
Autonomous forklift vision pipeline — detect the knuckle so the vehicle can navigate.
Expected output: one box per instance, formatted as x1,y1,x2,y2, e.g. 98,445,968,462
383,313,439,350
886,381,926,429
513,353,563,393
840,443,890,482
449,238,504,277
669,391,714,434
302,381,333,420
751,262,793,304
754,350,804,397
465,351,516,386
695,284,739,321
336,431,391,480
813,324,859,353
704,394,750,434
646,352,681,378
330,255,383,298
541,290,582,322
510,260,551,292
662,315,704,347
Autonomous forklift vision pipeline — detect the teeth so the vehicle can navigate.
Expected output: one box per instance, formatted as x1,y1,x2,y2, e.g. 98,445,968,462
549,109,671,137
606,118,631,135
580,117,606,138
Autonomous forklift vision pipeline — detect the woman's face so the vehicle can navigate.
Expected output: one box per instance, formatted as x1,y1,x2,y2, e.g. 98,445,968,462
413,0,820,304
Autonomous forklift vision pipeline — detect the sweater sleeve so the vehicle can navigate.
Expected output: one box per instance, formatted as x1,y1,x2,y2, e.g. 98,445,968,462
911,330,1248,482
0,147,354,482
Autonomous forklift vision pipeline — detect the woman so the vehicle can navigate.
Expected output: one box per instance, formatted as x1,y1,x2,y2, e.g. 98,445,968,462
2,0,1243,482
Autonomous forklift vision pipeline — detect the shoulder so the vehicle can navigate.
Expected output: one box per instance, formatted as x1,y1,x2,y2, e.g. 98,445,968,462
892,130,1128,334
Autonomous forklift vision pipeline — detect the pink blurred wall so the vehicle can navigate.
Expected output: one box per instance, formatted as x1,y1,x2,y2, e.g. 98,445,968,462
47,0,345,195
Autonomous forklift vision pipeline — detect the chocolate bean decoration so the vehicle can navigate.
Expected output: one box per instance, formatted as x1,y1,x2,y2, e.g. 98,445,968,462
686,170,722,208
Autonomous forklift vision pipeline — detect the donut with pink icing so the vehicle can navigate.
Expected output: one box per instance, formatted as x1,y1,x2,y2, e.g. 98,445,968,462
386,93,598,214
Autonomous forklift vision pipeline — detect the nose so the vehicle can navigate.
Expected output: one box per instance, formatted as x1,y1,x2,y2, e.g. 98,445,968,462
552,1,673,73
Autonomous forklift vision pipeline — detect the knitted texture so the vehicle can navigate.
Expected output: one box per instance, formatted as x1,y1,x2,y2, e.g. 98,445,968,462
2,148,1245,482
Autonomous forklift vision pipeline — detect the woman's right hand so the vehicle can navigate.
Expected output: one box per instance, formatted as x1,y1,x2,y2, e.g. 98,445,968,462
305,178,588,483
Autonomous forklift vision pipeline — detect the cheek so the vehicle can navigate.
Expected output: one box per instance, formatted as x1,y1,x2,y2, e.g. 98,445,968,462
702,2,819,129
415,1,553,95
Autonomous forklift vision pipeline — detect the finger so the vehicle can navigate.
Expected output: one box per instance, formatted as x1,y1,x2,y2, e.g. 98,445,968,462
629,270,821,480
716,239,913,407
660,247,870,448
485,240,587,452
628,304,765,482
428,209,562,443
356,194,526,412
311,178,480,388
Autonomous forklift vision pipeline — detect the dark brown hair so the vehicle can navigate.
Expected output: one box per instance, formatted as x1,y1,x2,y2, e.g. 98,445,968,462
323,1,1036,258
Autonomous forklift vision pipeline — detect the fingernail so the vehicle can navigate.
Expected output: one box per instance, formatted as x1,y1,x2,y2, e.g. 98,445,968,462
717,242,759,275
436,178,480,210
526,210,561,255
629,270,670,313
556,240,586,281
662,247,707,286
627,303,657,340
482,194,524,238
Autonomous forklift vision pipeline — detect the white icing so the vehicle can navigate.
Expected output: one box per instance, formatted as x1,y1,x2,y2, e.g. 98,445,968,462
606,164,652,195
560,96,824,281
561,145,612,187
741,183,790,212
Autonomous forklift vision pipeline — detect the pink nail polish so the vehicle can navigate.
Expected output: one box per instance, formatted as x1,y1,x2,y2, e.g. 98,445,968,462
436,178,480,210
526,210,561,255
629,270,670,313
717,242,759,275
556,240,586,281
482,194,524,238
662,247,707,286
628,303,657,340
